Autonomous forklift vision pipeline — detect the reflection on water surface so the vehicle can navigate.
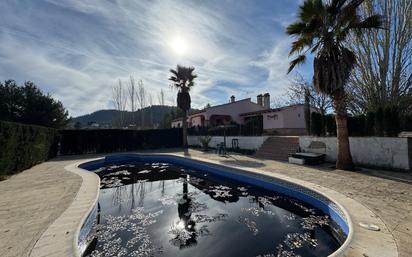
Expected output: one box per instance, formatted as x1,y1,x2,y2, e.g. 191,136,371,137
85,162,341,257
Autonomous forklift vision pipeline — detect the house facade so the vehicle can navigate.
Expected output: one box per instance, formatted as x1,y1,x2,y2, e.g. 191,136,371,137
171,94,312,135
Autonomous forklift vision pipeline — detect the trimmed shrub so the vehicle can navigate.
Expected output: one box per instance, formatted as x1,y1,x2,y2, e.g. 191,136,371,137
0,121,58,175
348,115,366,136
375,106,384,136
325,115,336,136
383,105,400,136
310,112,322,136
365,111,375,136
59,128,183,155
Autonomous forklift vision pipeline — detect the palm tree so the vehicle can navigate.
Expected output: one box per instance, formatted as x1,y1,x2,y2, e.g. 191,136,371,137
286,0,383,170
169,65,197,148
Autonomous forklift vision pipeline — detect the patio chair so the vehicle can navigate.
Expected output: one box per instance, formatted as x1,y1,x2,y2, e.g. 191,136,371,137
216,142,226,156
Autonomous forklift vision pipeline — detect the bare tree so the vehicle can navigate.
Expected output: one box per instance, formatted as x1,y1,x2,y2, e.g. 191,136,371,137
136,80,146,128
284,74,332,115
148,93,153,128
270,96,285,108
157,89,165,106
128,76,137,126
112,79,128,127
348,0,412,114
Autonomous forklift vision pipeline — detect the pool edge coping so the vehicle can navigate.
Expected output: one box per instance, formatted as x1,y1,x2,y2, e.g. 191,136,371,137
29,160,101,257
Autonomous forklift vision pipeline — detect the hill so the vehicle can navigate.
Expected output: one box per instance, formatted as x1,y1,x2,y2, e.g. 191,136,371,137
71,105,180,129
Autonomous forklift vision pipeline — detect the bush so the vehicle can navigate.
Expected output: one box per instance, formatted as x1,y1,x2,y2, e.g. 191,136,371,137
383,105,400,136
365,111,375,136
199,135,211,150
0,121,58,176
325,115,336,136
59,128,183,155
310,112,323,136
375,106,384,136
348,115,366,136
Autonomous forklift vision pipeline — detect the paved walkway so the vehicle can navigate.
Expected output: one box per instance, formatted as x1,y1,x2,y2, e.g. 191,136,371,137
0,150,411,257
0,159,82,257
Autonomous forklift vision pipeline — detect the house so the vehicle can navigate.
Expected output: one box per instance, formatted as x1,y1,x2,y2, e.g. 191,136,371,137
171,94,313,135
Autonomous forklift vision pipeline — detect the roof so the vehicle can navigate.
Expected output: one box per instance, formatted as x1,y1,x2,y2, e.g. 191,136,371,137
203,98,262,111
171,117,183,122
240,104,305,116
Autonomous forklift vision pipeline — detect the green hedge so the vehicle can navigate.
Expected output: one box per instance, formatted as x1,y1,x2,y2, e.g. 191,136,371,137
310,105,407,137
0,121,58,176
59,128,183,155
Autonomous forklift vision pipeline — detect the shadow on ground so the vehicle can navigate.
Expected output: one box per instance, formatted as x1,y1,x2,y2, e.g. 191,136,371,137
219,158,266,168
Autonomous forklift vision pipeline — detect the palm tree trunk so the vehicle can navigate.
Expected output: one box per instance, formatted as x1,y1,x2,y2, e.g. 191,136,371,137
332,90,354,171
182,109,188,148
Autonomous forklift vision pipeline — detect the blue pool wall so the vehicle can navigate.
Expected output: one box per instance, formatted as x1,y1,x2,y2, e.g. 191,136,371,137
79,154,350,236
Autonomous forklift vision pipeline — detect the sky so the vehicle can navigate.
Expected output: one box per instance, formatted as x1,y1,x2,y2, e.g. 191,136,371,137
0,0,313,117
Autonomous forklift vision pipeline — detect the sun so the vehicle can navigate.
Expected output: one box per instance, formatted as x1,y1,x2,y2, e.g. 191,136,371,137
171,37,188,55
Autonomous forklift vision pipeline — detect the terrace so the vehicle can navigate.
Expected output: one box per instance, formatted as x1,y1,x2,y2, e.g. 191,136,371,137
0,149,411,257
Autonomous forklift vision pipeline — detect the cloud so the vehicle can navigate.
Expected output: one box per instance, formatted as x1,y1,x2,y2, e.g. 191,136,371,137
0,0,309,116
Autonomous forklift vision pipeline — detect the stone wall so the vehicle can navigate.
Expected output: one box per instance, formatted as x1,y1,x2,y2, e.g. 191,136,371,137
188,136,268,150
299,136,411,171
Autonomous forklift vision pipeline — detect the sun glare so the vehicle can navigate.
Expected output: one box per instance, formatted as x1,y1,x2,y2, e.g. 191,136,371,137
171,37,188,55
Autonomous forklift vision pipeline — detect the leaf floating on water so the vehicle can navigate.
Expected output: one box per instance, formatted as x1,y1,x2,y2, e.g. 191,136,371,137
301,215,330,230
159,196,177,206
283,213,297,220
198,225,211,236
275,244,302,257
188,201,208,213
86,207,163,257
168,223,195,247
188,176,204,185
100,177,123,188
237,186,248,192
257,196,273,206
106,170,131,176
193,213,228,223
288,199,316,214
238,216,259,235
284,232,318,249
241,207,276,217
209,185,233,199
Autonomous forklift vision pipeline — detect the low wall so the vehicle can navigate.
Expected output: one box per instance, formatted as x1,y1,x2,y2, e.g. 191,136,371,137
299,136,411,171
188,136,268,150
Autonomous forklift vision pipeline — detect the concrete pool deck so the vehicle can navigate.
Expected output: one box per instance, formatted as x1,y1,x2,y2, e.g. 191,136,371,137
0,149,411,257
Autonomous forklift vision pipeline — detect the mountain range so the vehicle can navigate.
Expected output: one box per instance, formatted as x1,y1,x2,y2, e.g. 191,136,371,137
71,105,179,128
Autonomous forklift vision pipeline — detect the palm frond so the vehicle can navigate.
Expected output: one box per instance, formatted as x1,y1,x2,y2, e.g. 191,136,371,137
299,0,324,23
287,55,306,74
328,0,348,15
351,15,385,29
289,37,312,56
286,22,306,35
338,0,364,25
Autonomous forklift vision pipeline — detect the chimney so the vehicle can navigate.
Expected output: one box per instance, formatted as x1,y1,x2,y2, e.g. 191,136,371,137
257,94,263,106
230,95,235,103
263,93,270,109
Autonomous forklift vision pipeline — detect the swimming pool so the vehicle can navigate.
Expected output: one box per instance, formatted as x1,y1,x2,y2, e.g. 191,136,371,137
78,154,350,257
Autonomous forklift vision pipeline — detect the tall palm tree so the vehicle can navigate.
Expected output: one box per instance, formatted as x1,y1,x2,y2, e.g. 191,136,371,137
169,65,197,148
287,0,383,170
